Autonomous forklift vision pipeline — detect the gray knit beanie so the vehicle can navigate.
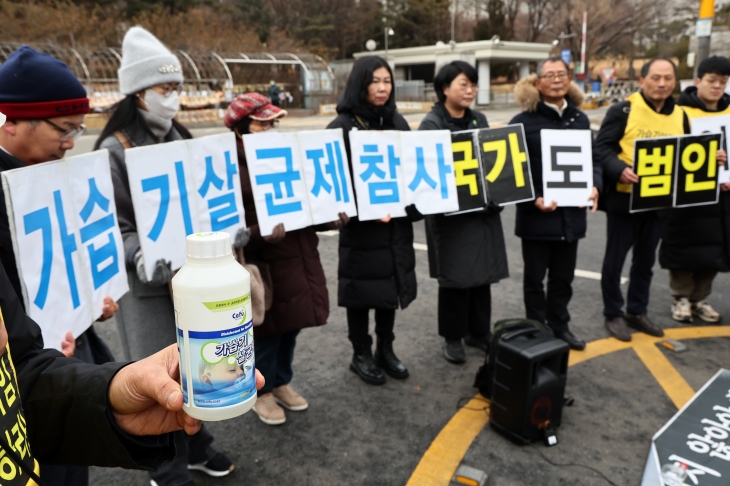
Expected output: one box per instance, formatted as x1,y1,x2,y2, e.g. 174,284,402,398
118,26,183,95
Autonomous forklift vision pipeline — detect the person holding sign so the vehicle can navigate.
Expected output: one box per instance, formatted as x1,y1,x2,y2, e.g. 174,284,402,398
508,57,601,351
659,56,730,324
224,93,334,425
327,56,420,385
418,61,508,363
596,58,688,342
0,47,122,484
95,27,236,484
0,257,264,483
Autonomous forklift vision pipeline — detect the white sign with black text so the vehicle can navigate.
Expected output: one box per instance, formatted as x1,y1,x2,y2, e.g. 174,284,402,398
540,129,594,207
690,115,730,184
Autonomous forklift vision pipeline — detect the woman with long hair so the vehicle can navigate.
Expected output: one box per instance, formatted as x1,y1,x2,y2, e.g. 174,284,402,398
327,56,421,386
95,26,235,485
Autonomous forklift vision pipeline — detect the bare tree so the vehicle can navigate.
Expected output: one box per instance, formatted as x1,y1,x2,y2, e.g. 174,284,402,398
524,0,558,42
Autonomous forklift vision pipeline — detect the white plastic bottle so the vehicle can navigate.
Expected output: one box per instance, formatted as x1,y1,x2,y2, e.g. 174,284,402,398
172,232,256,421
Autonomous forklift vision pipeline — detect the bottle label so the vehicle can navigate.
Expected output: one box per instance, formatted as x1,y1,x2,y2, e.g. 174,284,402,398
176,294,256,408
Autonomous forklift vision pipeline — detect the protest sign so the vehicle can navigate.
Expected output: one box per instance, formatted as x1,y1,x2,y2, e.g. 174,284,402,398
449,130,487,214
675,134,721,208
242,131,312,236
540,129,594,207
478,125,534,206
642,369,730,486
630,134,721,212
349,130,408,221
400,131,459,215
296,129,358,224
690,115,730,184
2,150,128,350
126,132,246,279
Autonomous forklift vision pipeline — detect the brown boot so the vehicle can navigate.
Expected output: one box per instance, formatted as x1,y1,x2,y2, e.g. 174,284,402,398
626,314,664,337
605,317,632,342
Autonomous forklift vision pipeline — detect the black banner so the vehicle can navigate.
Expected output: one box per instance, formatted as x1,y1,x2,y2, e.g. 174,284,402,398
477,125,534,206
450,130,487,213
630,137,676,212
630,134,722,212
675,133,721,208
648,369,730,486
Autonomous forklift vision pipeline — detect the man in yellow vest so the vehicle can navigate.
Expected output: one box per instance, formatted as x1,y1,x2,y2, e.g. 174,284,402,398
659,55,730,324
595,58,688,342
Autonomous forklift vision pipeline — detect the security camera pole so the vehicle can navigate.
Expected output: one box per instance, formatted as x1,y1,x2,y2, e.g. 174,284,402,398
694,0,715,78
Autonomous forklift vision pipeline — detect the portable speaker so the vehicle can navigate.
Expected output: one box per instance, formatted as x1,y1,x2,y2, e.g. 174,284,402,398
489,326,569,444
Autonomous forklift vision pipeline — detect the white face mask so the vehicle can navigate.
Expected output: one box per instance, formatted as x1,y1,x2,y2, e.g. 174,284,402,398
143,89,180,120
0,111,5,128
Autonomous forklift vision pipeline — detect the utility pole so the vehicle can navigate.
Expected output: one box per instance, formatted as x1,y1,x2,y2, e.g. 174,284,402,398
450,0,458,48
694,0,715,78
580,11,587,78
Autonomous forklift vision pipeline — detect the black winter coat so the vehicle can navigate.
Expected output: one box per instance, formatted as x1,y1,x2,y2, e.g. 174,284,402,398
594,93,689,214
327,111,418,310
659,88,730,273
0,150,113,365
0,259,175,469
509,76,602,242
419,104,509,288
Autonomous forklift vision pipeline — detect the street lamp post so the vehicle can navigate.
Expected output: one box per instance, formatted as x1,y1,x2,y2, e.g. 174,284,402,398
384,27,394,57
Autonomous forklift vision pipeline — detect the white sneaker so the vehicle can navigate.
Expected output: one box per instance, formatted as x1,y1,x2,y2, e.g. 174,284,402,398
671,298,692,323
692,300,722,323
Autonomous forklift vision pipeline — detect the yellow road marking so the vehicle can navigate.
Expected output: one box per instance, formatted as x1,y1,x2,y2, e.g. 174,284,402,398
407,326,730,485
405,395,490,486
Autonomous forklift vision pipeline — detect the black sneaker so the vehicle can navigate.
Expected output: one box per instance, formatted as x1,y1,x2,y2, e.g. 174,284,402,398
443,339,466,364
188,452,235,477
464,334,489,352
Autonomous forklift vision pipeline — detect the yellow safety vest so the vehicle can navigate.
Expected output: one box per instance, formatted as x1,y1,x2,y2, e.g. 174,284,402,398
616,91,685,193
682,104,730,121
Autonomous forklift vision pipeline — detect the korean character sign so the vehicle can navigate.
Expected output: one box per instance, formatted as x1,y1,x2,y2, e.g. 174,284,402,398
243,132,313,235
125,140,194,279
630,134,722,212
449,130,487,214
349,131,408,221
186,133,247,234
540,129,594,207
630,136,678,212
296,129,358,224
690,115,730,184
125,133,247,280
400,131,459,214
478,125,535,206
675,133,722,208
2,150,128,351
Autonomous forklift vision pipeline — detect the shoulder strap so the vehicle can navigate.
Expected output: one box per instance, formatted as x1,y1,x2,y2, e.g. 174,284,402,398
114,130,133,149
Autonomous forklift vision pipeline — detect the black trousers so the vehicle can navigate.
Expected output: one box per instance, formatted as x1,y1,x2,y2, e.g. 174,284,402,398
601,212,664,318
149,425,215,485
438,285,492,341
346,308,396,350
521,239,578,333
255,330,299,395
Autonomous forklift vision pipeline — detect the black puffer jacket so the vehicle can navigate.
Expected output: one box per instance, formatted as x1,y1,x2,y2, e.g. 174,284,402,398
509,75,602,242
327,111,418,310
659,88,730,272
419,103,509,288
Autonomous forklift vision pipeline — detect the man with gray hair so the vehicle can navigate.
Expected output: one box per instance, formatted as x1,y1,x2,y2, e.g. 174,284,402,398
509,57,601,350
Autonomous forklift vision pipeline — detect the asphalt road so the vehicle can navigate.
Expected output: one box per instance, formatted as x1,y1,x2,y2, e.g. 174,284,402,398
81,104,730,486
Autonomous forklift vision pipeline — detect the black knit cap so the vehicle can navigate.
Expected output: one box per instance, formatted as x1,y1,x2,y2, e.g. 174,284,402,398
0,45,89,120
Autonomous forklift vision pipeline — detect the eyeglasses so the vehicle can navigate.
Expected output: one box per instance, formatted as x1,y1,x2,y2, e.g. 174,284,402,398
250,119,280,130
151,84,183,97
540,72,570,81
42,119,86,142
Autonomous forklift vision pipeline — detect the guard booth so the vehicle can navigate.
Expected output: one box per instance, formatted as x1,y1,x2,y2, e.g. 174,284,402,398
353,40,552,106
